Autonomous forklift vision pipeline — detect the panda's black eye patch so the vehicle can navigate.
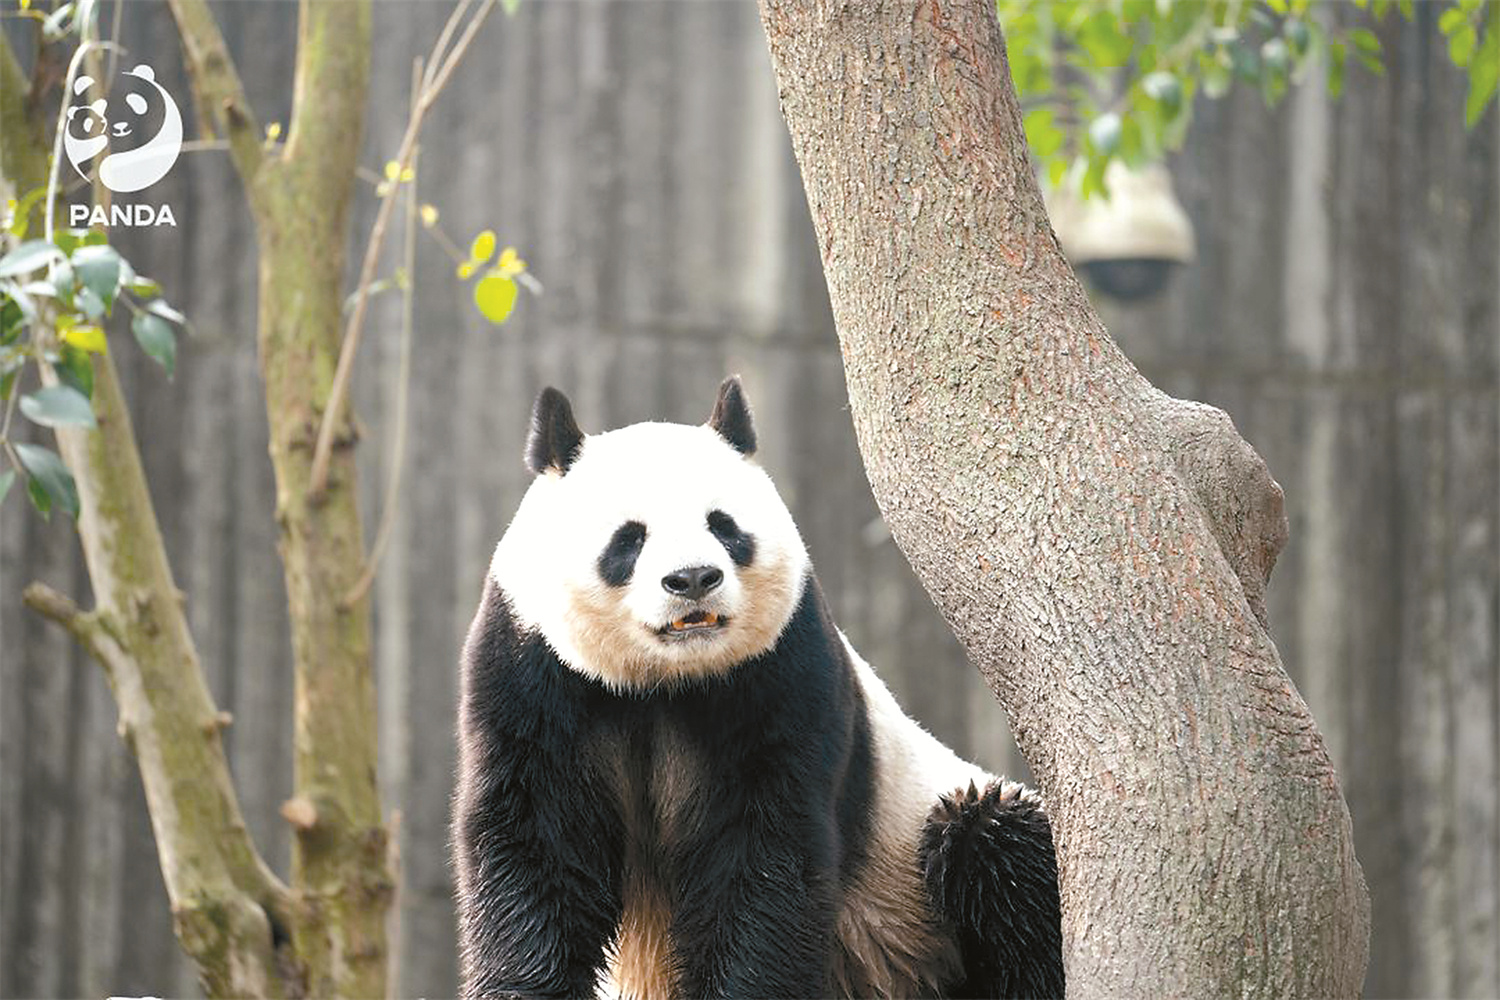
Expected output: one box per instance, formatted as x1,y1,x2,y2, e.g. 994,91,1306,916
598,521,647,587
707,510,755,568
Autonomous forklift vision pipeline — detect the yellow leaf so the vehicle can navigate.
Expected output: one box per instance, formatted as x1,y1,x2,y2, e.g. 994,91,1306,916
62,324,107,354
495,246,527,279
265,122,282,141
384,160,401,182
400,166,415,183
19,0,29,9
474,274,518,325
420,204,438,227
457,261,476,280
469,229,496,266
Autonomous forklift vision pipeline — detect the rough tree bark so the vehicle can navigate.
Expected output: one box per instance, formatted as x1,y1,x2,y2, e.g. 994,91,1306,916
6,2,392,993
166,1,393,994
757,1,1370,996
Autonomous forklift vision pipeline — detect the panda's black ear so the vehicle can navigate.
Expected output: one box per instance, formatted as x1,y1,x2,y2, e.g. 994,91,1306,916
526,387,585,476
708,375,756,456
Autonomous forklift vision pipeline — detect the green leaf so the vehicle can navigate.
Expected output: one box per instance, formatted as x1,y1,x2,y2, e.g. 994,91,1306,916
61,322,106,354
1350,27,1382,57
1047,156,1069,188
501,0,520,15
127,277,163,300
1465,21,1499,126
20,385,95,428
0,240,63,278
1087,112,1123,155
0,469,15,506
1450,23,1478,67
51,262,76,305
1284,18,1311,56
1203,52,1233,98
474,273,518,325
131,312,177,377
1229,40,1260,80
1261,37,1290,72
7,187,48,240
26,473,50,517
1023,107,1065,160
74,285,105,320
71,244,121,307
1142,71,1182,112
15,443,78,519
1079,154,1110,201
1,290,26,342
1354,47,1386,75
1439,7,1468,34
1328,40,1347,98
52,229,84,256
469,230,497,267
57,344,94,400
147,299,185,325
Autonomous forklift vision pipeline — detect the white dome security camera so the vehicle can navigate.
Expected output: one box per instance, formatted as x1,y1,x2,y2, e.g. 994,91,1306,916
1044,161,1196,301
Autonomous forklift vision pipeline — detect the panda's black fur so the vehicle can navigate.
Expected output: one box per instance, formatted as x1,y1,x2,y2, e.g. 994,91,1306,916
453,378,1063,999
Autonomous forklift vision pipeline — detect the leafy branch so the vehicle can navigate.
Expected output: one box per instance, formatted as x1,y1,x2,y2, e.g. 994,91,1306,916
1005,0,1498,199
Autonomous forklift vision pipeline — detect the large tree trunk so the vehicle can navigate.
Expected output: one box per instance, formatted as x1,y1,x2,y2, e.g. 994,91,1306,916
757,1,1370,996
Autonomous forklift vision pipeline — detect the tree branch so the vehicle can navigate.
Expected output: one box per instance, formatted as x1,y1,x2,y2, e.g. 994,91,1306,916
26,348,293,997
238,2,395,994
165,0,264,188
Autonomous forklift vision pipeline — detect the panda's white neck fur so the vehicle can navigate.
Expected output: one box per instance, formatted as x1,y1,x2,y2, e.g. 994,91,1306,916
489,421,811,690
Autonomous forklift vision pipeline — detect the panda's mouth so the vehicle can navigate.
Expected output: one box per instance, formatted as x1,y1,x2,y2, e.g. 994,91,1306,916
658,610,727,637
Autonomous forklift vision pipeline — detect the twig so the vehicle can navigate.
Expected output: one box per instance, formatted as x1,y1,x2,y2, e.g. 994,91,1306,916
103,0,124,95
307,0,497,499
342,71,422,609
23,582,119,676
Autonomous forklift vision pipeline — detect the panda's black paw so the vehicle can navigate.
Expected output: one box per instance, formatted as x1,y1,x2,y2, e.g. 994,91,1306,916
918,780,1064,1000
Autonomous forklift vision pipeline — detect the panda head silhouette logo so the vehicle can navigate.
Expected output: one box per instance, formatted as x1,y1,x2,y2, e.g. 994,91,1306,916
64,65,182,194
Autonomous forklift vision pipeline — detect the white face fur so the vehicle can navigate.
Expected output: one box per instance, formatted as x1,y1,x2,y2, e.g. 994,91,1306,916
489,419,811,690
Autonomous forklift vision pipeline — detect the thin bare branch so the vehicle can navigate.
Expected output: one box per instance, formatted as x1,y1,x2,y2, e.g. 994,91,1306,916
308,0,497,499
22,582,115,667
344,66,424,609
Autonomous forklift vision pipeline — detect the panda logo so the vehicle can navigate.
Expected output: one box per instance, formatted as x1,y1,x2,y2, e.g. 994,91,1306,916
64,65,182,194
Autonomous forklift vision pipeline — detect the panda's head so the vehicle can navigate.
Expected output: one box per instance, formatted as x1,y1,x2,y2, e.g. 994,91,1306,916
490,377,810,690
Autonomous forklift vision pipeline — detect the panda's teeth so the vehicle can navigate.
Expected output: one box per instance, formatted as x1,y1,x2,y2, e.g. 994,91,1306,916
670,612,720,631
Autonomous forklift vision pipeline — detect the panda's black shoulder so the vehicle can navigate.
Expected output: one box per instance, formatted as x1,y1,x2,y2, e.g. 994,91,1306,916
458,577,602,746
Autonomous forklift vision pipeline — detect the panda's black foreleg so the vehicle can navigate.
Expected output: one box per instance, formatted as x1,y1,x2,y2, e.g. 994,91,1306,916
454,770,624,999
919,780,1065,1000
668,808,838,999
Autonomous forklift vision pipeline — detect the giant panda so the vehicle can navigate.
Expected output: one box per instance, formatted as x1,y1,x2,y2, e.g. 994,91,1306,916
453,377,1063,1000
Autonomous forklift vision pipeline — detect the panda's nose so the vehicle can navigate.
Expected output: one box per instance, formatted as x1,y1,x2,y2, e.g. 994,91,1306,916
662,565,723,600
